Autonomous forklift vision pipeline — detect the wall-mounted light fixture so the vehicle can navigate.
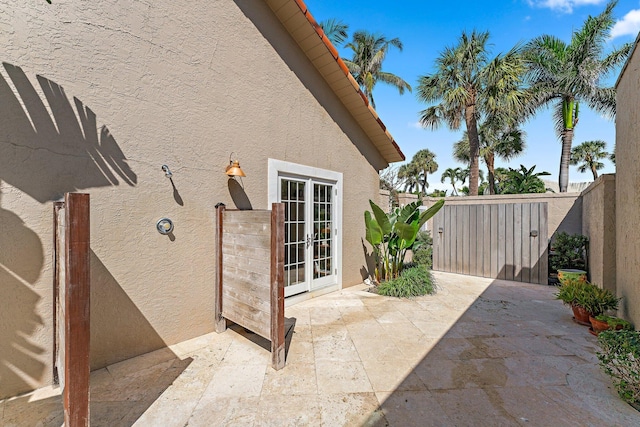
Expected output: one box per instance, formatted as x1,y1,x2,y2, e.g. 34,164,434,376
225,152,246,177
161,164,173,178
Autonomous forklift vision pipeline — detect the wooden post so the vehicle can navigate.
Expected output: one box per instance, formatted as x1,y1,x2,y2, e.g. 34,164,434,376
270,203,285,370
52,201,65,386
214,203,226,333
63,193,90,427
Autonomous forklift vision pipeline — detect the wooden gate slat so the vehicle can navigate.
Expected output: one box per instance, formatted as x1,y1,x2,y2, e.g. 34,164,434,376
530,203,540,284
462,205,470,275
482,205,491,278
513,203,523,282
469,205,477,276
505,204,514,281
521,204,531,283
539,203,549,285
497,204,506,280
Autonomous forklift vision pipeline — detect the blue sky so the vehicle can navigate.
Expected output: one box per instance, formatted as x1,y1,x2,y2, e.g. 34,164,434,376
304,0,640,192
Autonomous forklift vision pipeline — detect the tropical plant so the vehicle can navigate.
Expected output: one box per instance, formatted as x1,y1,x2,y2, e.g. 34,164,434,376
410,149,438,193
318,18,349,47
428,189,447,197
598,330,640,409
343,30,411,109
550,231,588,271
440,167,462,196
411,231,433,270
418,31,527,196
523,0,632,192
610,145,616,165
555,279,590,307
570,140,609,180
498,164,550,194
364,199,444,282
578,285,620,317
376,264,436,298
397,163,420,193
454,119,526,194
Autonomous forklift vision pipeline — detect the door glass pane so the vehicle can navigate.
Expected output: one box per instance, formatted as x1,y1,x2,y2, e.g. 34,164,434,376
313,183,333,279
281,179,306,288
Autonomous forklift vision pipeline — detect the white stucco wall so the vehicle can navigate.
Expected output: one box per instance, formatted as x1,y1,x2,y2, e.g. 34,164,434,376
0,0,388,398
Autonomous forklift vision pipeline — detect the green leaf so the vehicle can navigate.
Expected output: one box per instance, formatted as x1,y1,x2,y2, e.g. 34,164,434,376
364,211,382,246
418,199,445,228
369,200,392,235
395,221,419,248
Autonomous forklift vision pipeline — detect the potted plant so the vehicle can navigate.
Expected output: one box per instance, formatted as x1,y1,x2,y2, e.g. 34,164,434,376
555,278,592,325
579,285,620,318
589,314,632,336
550,232,588,284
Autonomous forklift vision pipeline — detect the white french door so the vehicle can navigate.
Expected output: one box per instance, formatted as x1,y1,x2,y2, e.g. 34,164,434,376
279,176,337,297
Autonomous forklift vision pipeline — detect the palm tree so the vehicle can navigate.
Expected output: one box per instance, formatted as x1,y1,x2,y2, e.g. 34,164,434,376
524,0,631,192
441,167,462,196
570,140,609,180
318,18,349,47
343,31,412,109
418,31,527,196
411,149,438,194
453,118,526,194
397,163,419,193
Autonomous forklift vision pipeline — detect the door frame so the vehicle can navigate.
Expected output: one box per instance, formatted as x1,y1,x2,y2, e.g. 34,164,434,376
268,159,343,300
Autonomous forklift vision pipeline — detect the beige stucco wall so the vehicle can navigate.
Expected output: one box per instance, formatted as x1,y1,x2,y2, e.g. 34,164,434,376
615,41,640,327
581,175,616,292
0,0,388,398
421,192,582,238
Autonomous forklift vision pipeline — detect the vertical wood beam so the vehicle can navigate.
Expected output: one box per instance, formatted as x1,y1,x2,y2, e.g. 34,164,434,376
270,203,285,370
63,193,90,427
214,203,227,333
52,201,65,385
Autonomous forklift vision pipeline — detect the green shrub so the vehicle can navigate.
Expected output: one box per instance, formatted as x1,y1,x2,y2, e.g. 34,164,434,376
412,231,433,269
377,265,435,298
550,232,588,272
597,330,640,408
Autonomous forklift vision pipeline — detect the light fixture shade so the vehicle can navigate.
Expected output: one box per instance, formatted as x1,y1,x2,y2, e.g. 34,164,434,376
226,160,246,177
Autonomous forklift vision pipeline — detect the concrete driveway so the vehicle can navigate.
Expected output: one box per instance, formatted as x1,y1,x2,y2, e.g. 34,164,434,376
2,271,639,426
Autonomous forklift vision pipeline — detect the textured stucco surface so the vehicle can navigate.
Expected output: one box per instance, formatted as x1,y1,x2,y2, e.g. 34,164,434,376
615,43,640,327
0,0,387,398
581,175,616,292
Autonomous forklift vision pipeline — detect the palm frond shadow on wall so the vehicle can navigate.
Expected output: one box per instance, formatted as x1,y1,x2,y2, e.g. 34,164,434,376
0,62,137,203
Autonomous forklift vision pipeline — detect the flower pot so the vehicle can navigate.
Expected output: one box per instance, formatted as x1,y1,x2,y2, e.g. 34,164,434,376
589,316,610,336
571,305,591,326
557,269,587,285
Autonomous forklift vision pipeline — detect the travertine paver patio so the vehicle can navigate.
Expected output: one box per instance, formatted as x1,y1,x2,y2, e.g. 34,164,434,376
2,271,639,426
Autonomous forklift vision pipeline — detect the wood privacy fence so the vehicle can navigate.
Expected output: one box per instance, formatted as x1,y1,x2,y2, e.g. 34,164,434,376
53,193,91,427
214,203,286,370
432,202,548,285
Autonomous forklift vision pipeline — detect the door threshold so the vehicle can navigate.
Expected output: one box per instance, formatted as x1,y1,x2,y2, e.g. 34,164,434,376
285,284,340,307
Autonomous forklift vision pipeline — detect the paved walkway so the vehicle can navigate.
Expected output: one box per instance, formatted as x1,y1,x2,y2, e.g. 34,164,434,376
2,272,639,426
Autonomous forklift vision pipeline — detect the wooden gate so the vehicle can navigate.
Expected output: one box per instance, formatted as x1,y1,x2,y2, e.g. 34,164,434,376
432,202,548,284
214,203,286,370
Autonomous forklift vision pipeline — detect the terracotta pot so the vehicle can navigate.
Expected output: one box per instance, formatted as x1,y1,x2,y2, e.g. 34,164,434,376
572,305,591,326
589,316,610,336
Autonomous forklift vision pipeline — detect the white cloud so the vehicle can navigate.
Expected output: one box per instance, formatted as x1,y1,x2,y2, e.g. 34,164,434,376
611,9,640,39
409,121,423,129
527,0,605,13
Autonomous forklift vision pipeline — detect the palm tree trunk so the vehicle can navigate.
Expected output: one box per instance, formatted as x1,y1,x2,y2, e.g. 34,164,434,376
465,104,480,196
486,153,495,195
559,129,573,192
591,165,598,180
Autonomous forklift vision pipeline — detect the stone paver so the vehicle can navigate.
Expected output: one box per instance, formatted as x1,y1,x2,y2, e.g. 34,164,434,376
2,271,639,426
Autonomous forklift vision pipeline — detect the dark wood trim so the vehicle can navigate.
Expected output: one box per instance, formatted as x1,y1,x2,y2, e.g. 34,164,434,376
214,203,226,333
270,203,285,370
63,193,90,427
